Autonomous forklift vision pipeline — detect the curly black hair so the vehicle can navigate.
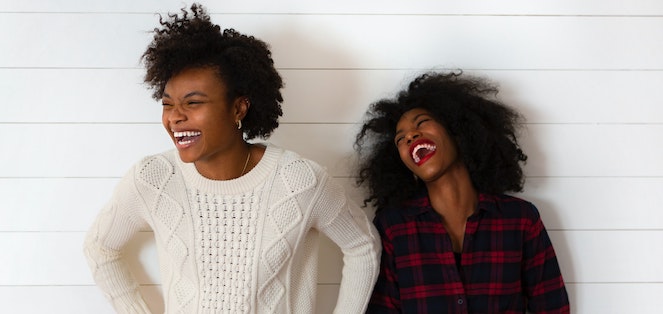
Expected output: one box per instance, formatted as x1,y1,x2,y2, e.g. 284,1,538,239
355,71,528,210
141,3,283,139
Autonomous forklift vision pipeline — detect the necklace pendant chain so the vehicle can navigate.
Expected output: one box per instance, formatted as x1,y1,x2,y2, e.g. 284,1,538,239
240,149,251,176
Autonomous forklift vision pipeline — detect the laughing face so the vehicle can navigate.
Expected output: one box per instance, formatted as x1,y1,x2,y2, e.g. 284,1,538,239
161,67,246,165
394,108,461,183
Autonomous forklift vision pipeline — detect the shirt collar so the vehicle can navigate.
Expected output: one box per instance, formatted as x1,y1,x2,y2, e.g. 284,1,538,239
400,189,501,217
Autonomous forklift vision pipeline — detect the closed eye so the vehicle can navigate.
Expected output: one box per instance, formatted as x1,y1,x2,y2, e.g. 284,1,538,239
186,100,204,106
416,118,431,127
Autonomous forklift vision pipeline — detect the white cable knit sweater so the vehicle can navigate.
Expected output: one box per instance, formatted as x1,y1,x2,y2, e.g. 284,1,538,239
84,144,380,313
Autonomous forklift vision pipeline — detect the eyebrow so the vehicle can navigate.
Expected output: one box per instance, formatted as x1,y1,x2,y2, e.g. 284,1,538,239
162,91,209,99
394,112,431,138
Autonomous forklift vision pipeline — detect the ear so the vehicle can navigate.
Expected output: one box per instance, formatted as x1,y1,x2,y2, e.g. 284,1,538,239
233,96,250,121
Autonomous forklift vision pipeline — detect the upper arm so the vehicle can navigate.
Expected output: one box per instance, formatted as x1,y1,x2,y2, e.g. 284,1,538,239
366,214,402,313
522,204,570,313
85,166,148,253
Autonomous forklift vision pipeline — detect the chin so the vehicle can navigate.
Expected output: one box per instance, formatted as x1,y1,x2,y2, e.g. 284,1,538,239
177,150,198,163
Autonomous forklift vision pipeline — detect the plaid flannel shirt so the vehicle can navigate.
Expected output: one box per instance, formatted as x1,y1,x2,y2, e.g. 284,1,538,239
368,192,569,314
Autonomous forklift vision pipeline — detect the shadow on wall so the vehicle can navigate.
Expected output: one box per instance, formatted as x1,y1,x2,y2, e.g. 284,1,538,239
503,81,577,307
123,231,164,313
262,18,365,173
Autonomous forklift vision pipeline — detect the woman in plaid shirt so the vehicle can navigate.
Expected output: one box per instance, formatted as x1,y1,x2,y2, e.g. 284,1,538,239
355,71,569,313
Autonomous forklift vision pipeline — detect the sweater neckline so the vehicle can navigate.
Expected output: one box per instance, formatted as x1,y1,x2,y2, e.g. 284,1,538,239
175,143,281,195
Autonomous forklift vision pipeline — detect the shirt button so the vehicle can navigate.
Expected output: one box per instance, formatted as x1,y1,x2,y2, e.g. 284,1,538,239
457,298,464,305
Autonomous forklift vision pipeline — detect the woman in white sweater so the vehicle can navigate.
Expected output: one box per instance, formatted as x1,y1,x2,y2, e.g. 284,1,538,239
83,4,380,313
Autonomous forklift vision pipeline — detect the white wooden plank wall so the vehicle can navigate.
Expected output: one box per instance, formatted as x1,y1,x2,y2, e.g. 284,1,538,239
1,1,662,313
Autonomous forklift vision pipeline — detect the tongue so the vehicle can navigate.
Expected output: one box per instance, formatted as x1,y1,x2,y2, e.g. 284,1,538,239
417,147,433,159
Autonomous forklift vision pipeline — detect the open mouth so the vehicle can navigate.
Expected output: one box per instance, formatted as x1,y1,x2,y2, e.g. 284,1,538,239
410,140,437,165
173,130,201,146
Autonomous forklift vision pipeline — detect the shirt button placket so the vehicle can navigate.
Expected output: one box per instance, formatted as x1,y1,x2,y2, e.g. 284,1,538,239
456,296,468,313
457,296,467,313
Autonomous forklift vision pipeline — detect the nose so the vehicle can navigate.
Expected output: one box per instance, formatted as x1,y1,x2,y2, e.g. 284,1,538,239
166,105,186,124
405,130,421,145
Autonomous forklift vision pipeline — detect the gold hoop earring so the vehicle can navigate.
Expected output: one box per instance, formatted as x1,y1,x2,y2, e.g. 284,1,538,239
237,120,242,129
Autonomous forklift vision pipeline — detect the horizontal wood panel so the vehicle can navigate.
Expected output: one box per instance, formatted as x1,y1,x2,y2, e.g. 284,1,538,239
517,177,663,230
551,231,663,284
477,70,663,124
3,69,662,124
1,230,660,286
316,230,663,285
2,1,662,15
562,283,663,314
0,232,159,286
1,283,660,314
0,124,172,178
0,285,124,314
0,284,347,314
1,177,661,232
1,69,160,123
1,123,660,178
2,14,663,69
518,124,663,177
266,15,663,70
0,178,118,231
0,14,151,68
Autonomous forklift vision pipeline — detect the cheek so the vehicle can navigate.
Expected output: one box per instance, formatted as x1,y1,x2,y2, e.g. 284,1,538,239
161,113,170,132
397,147,412,166
161,114,172,136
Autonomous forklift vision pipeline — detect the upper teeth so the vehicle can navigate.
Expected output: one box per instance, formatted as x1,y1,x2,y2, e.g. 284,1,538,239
173,131,201,138
412,143,436,163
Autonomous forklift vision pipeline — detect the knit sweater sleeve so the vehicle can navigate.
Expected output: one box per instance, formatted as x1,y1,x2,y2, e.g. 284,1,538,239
310,166,380,314
83,165,152,313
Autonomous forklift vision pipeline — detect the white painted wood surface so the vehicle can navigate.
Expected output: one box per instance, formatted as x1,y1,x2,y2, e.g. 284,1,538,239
2,15,663,69
1,1,661,313
3,69,663,124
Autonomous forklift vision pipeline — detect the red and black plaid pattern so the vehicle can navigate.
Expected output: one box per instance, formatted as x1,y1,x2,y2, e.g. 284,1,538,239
368,193,569,314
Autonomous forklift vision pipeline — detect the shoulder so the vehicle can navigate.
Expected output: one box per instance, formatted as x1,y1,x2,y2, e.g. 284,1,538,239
481,193,542,223
373,205,404,221
130,149,178,190
374,188,430,226
271,145,328,189
265,145,342,222
275,146,325,173
372,203,412,237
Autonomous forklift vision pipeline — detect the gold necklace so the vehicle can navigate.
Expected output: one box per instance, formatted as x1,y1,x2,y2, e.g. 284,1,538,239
240,149,251,176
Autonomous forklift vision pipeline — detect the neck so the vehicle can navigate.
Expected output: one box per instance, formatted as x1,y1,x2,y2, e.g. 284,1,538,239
194,142,251,180
424,162,478,220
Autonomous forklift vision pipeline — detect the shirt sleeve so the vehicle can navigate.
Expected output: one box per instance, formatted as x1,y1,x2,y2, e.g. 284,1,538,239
522,204,570,314
312,173,381,314
366,214,402,314
83,166,152,313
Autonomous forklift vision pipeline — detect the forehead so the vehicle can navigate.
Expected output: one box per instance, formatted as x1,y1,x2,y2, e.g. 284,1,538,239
397,108,432,125
164,67,225,96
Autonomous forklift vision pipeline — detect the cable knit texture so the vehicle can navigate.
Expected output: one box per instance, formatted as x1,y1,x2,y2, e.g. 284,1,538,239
84,144,380,313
